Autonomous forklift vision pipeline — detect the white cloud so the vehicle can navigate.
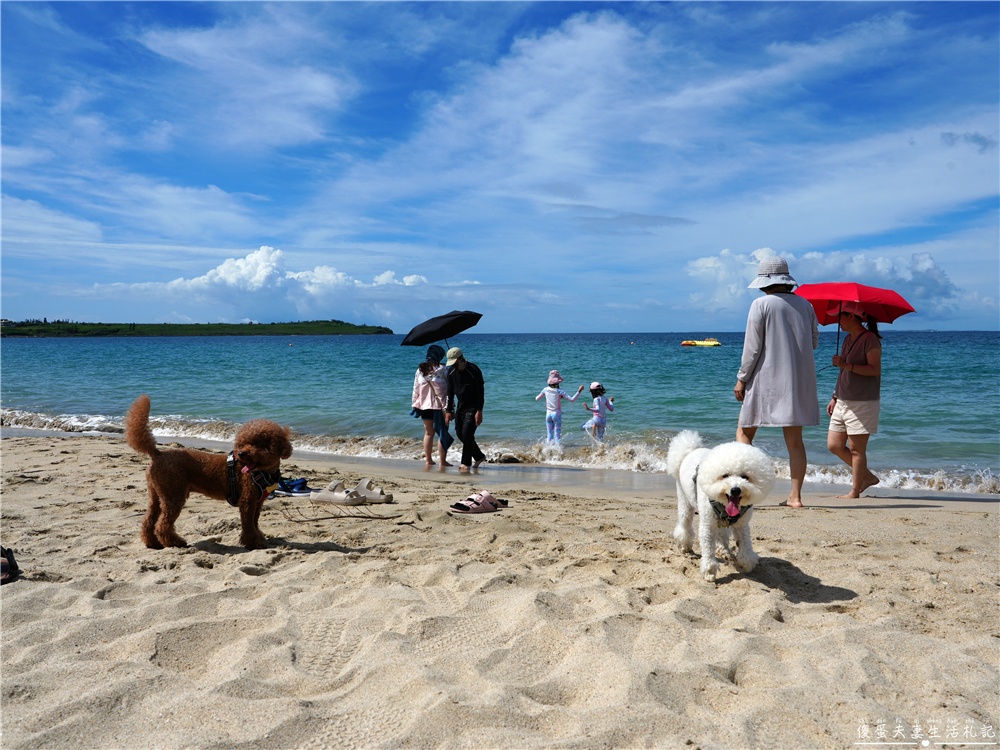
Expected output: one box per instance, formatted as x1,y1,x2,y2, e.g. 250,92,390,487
78,247,484,326
94,175,262,243
683,245,988,324
289,265,361,293
139,11,357,147
1,5,995,331
1,145,56,169
658,14,911,113
310,10,995,274
177,246,288,294
0,195,103,245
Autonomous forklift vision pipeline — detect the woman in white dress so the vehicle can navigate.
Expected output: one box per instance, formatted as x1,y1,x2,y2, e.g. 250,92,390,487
733,257,819,507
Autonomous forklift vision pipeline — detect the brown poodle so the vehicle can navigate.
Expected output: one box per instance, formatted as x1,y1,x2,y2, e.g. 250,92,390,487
125,394,293,551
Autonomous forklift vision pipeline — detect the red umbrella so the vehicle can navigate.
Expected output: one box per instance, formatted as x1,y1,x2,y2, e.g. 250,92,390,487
795,282,916,368
795,282,915,325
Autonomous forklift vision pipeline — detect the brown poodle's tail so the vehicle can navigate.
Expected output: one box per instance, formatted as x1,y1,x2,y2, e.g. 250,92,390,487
125,394,160,458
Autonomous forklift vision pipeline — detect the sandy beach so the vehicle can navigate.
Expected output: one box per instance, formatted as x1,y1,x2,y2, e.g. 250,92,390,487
1,432,997,750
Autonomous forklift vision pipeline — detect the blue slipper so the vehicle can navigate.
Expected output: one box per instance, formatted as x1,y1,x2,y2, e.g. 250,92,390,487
1,547,20,585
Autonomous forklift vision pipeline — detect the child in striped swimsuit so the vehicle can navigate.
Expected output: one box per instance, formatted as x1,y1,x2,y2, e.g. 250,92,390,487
582,382,614,441
536,370,584,445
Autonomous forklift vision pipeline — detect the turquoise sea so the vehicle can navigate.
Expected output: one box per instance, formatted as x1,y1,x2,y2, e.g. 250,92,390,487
1,331,998,493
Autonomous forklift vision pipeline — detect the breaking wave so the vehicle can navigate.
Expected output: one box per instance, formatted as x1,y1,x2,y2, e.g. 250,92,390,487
2,407,997,495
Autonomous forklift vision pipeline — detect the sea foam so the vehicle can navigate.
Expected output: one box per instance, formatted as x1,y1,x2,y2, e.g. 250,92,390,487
2,408,996,495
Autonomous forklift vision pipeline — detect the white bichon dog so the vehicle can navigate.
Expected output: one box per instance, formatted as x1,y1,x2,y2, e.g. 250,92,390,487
666,430,775,582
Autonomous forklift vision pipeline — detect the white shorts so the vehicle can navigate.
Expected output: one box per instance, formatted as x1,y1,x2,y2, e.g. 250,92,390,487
829,399,880,435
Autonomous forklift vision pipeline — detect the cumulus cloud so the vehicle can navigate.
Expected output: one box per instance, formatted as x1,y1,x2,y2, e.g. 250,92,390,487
83,247,478,326
906,252,961,301
373,271,400,285
174,246,288,294
369,271,428,286
684,246,968,321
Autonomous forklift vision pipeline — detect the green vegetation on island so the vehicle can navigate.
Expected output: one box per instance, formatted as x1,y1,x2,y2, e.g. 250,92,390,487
0,319,394,338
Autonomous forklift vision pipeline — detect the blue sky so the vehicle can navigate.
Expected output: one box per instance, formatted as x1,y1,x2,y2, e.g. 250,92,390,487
2,2,997,333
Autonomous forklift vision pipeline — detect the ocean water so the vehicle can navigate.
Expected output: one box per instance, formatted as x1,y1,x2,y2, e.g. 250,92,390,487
1,331,998,493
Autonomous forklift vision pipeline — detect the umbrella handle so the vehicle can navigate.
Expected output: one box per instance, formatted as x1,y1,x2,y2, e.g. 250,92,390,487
816,300,844,372
827,301,841,371
816,302,843,376
835,301,842,353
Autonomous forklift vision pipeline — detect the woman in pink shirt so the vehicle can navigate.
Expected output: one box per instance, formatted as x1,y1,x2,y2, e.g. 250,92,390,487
412,345,453,467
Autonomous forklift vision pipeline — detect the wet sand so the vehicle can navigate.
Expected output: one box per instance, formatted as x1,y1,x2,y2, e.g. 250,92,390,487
1,432,997,749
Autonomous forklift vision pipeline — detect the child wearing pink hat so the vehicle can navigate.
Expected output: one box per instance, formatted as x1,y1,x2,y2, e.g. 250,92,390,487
582,382,614,441
535,370,584,445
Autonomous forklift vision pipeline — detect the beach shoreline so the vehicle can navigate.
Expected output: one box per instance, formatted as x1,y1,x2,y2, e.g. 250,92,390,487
3,425,997,502
1,432,997,749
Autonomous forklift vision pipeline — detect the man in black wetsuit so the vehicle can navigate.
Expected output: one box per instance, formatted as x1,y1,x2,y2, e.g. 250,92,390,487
444,347,486,472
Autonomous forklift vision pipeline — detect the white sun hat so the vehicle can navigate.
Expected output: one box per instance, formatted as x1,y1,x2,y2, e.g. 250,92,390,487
748,256,798,289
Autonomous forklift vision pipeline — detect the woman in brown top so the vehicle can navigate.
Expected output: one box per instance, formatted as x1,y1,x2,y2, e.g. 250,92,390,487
826,301,882,498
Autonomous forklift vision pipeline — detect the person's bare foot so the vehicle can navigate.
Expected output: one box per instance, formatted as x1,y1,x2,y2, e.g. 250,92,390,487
860,472,880,492
440,461,453,467
459,465,470,473
838,473,880,499
779,499,804,508
425,461,435,467
473,458,485,470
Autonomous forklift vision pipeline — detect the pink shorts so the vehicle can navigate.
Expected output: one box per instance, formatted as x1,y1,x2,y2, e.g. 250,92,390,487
829,399,880,435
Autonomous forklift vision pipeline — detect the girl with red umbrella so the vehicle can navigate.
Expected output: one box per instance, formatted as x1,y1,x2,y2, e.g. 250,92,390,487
827,302,883,498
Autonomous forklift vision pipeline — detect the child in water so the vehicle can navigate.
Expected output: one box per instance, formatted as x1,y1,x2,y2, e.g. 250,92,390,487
582,382,614,441
536,370,585,445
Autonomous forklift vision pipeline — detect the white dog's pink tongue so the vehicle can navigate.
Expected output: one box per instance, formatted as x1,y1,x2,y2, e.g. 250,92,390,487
726,499,740,517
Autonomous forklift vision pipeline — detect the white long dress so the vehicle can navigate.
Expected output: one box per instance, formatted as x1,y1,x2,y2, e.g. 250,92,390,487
737,292,820,427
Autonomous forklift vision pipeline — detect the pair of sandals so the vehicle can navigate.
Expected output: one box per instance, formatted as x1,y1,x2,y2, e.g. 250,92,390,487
450,490,508,514
1,547,20,585
310,478,393,506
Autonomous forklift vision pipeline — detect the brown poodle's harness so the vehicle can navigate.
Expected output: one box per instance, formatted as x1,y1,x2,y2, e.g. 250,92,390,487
226,453,281,507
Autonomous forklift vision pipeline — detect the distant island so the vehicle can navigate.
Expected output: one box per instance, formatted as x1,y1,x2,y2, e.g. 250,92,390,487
0,319,394,337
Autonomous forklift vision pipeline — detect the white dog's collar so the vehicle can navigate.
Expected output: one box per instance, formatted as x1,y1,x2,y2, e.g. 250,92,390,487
709,500,752,527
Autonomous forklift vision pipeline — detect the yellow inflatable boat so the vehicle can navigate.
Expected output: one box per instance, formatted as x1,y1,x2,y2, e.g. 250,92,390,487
680,338,721,347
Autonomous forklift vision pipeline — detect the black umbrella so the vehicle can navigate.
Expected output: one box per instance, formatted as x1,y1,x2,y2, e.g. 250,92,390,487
400,310,482,348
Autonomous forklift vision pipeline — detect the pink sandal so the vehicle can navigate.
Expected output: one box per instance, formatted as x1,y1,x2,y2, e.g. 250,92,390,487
480,490,507,509
450,491,498,514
